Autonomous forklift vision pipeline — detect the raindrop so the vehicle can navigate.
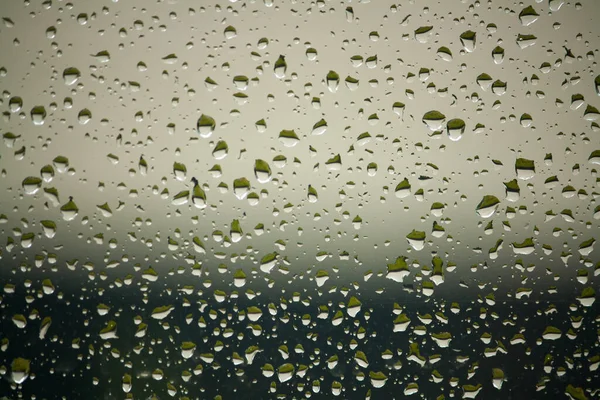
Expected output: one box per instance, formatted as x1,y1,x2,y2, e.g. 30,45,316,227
274,55,287,78
326,70,340,93
460,30,476,52
63,67,80,85
30,106,47,125
22,177,42,195
422,110,446,131
78,109,92,124
197,114,216,138
60,196,79,221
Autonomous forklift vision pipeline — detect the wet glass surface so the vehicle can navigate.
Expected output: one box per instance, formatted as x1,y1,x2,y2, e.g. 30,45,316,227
0,0,599,399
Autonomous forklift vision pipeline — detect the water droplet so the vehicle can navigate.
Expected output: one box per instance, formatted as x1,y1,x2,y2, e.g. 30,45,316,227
22,177,42,195
233,177,251,200
30,106,47,125
476,195,500,218
197,114,216,138
326,70,340,93
212,141,229,159
254,160,272,183
519,6,539,26
491,46,505,64
422,110,446,131
274,55,287,78
406,230,426,250
437,46,453,61
446,119,465,141
278,130,300,147
414,26,433,43
224,25,237,39
9,96,23,113
78,108,92,124
460,30,476,52
11,358,30,384
91,50,110,63
60,196,79,221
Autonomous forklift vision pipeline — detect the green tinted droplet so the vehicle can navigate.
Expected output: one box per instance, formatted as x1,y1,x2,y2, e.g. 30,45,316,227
503,179,520,202
306,48,317,61
422,110,446,131
446,119,465,141
395,178,411,198
583,104,600,121
254,159,272,183
204,77,218,90
60,196,78,221
325,154,342,171
95,202,112,218
2,132,20,148
30,106,47,125
44,187,60,206
414,26,433,43
20,232,35,248
515,158,535,180
22,176,42,195
312,119,328,135
212,141,229,160
511,237,535,255
39,316,51,339
460,30,476,51
392,102,405,117
40,220,57,238
274,55,287,78
40,164,55,182
233,177,251,200
173,162,187,181
516,34,537,49
491,80,507,95
233,75,249,90
255,119,267,133
273,155,287,168
223,25,237,39
326,70,340,93
78,108,92,125
11,358,30,384
277,363,295,383
345,76,359,91
92,50,110,62
476,73,493,91
278,130,300,147
492,46,505,64
260,252,278,273
476,195,500,218
197,114,216,138
307,185,318,203
99,320,118,339
369,371,388,388
9,96,23,112
437,46,452,61
519,6,539,26
588,150,600,165
53,156,69,173
230,219,243,243
350,55,363,67
578,238,596,257
172,190,190,206
406,230,426,251
565,385,588,400
233,269,247,287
